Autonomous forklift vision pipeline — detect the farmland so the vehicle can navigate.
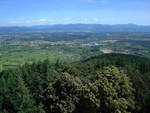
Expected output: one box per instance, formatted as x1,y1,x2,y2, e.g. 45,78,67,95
0,32,150,69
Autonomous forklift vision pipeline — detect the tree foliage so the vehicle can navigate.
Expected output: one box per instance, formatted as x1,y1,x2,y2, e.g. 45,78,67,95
0,54,150,113
0,69,35,113
41,66,134,113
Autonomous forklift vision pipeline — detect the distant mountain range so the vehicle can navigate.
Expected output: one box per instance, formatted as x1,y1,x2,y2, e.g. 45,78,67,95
0,24,150,33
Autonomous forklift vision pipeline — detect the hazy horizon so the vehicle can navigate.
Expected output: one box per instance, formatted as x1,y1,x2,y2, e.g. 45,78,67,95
0,0,149,26
1,23,150,27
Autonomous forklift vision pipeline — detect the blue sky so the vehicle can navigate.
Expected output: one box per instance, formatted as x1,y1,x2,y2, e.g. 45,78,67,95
0,0,150,26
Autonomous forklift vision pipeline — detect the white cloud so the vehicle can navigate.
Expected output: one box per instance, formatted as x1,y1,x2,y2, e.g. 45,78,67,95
7,17,114,26
7,19,52,26
9,21,18,24
8,20,33,26
92,18,100,22
38,19,49,22
61,18,76,24
24,20,32,24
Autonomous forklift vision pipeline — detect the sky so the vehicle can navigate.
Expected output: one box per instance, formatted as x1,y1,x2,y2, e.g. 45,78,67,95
0,0,150,26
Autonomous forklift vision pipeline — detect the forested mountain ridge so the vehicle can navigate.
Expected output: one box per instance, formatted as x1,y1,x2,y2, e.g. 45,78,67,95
1,24,150,33
0,53,150,113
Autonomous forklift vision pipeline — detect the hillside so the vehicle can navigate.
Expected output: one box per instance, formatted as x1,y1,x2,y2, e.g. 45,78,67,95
0,53,150,113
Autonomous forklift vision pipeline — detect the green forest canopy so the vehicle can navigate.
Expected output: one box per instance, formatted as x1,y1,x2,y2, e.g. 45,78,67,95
0,53,150,113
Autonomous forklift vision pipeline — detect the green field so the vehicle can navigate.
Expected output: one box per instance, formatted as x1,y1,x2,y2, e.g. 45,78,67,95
0,32,150,69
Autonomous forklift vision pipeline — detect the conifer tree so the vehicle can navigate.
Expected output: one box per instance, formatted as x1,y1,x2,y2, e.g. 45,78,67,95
0,69,35,113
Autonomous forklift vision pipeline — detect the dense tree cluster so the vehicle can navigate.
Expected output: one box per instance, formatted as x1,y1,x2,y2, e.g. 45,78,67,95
41,66,134,113
0,53,150,113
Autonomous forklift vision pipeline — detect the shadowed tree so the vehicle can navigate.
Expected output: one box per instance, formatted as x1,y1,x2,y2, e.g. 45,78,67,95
41,72,100,113
0,69,35,113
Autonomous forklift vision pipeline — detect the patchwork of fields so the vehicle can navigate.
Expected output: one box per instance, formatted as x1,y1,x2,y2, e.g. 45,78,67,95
0,32,150,69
